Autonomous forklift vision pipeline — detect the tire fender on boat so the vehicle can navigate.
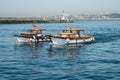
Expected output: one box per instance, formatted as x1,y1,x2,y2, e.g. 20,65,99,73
66,38,69,43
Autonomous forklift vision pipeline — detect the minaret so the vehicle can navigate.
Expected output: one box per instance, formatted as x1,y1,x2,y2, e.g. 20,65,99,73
61,11,66,20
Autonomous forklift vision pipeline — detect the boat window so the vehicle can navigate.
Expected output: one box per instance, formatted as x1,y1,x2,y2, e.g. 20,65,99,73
63,30,65,33
66,30,71,33
63,30,66,33
38,31,41,34
80,31,85,36
70,30,72,33
72,31,77,34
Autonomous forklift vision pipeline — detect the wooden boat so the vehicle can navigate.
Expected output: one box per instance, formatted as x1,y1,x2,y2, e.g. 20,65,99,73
14,25,51,43
51,27,95,45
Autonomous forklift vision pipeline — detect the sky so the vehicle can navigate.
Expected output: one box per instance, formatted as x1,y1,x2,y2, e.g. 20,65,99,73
0,0,120,17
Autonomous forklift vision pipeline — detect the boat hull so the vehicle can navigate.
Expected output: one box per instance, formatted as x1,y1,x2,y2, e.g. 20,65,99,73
16,37,37,43
52,38,66,45
16,36,51,43
51,37,94,45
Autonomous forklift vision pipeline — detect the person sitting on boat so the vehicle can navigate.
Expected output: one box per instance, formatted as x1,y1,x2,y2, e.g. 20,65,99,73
36,34,44,41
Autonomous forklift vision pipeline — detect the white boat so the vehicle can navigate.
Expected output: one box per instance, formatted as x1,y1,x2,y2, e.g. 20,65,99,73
14,25,51,43
51,27,95,46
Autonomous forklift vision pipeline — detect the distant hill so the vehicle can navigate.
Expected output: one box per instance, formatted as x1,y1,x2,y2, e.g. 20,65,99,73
106,13,120,18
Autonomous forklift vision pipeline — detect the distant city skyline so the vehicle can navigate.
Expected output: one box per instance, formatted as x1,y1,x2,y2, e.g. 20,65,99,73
0,0,120,17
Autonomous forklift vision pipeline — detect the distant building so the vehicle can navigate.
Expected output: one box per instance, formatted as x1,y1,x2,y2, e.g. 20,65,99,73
61,11,71,21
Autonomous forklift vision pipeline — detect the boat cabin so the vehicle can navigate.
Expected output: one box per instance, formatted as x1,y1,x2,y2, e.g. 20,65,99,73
54,27,87,39
62,27,85,37
27,25,46,34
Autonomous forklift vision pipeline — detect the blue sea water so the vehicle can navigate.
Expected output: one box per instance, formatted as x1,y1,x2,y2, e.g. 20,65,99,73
0,21,120,80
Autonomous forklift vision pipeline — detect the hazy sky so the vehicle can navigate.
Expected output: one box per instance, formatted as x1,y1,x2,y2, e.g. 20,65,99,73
0,0,120,17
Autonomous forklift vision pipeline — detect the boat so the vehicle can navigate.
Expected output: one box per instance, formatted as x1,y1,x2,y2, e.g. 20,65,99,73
50,27,95,46
14,25,51,43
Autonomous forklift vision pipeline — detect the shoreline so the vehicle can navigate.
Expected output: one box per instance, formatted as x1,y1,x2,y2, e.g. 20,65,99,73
0,19,120,24
0,20,73,24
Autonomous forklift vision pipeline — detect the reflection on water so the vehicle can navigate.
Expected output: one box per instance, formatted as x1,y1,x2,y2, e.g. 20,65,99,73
14,42,84,59
47,44,81,58
14,42,44,59
13,42,96,76
13,42,45,72
13,42,84,73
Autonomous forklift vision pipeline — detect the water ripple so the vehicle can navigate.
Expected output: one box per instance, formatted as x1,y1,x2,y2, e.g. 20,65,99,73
0,21,120,80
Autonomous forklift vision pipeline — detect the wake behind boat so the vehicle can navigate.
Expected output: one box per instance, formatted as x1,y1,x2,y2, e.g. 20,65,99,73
51,27,95,46
14,25,51,43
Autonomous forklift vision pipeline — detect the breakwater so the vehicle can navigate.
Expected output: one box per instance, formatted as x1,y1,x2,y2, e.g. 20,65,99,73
0,17,73,24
